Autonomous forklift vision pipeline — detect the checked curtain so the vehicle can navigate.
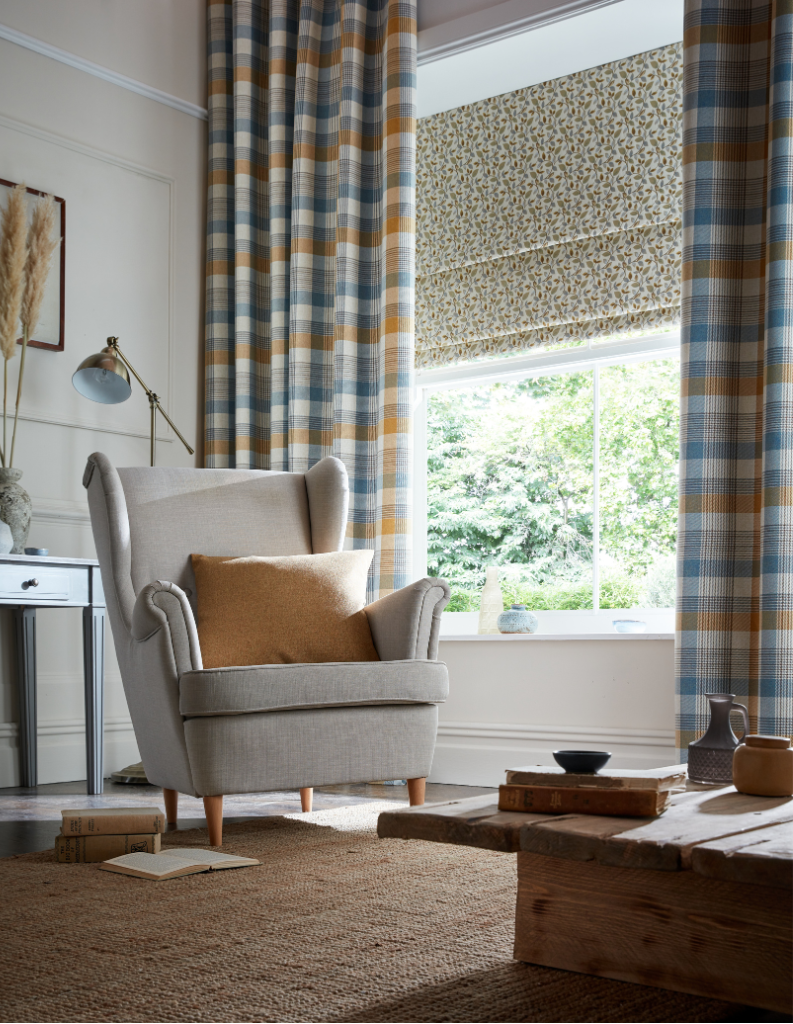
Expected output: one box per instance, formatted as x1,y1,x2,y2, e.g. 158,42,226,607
204,0,416,599
678,0,793,754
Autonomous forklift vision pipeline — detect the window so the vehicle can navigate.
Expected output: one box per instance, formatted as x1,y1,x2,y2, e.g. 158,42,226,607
413,333,679,633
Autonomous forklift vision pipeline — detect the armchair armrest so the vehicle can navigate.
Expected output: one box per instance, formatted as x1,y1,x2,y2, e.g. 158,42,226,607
131,580,203,674
365,578,450,661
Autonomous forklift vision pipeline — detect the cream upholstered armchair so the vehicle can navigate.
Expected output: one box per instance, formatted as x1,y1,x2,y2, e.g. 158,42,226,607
83,453,450,845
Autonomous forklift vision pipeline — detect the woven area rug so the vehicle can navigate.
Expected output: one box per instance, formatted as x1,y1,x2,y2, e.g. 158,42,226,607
0,803,746,1023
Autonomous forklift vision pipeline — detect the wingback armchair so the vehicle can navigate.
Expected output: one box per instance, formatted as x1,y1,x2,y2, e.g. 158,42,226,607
83,453,450,844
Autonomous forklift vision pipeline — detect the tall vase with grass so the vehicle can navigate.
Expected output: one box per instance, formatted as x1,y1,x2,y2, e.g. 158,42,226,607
0,184,59,553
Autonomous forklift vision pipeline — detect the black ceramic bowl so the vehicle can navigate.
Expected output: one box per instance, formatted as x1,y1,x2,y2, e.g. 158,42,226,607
553,749,611,774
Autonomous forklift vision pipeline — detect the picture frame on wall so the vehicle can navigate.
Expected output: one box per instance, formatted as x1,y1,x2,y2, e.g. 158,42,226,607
0,178,65,351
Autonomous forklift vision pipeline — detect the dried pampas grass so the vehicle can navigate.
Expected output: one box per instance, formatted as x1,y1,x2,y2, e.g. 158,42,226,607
0,183,27,362
0,183,28,465
20,192,58,339
10,192,59,466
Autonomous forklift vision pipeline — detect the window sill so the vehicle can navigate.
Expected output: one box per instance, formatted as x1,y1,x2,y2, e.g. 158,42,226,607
438,632,674,641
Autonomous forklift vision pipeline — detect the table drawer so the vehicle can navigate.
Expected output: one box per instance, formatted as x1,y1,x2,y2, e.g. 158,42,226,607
0,569,71,600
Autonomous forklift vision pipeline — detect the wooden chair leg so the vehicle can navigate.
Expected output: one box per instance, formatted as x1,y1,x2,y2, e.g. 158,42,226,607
300,787,313,813
407,778,426,807
203,795,223,846
163,788,178,824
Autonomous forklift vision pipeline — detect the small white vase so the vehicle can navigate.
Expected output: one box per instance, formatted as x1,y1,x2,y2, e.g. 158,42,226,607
478,566,503,635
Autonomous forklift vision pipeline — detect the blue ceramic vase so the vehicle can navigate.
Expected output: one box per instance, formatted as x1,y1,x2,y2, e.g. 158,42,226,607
497,603,538,634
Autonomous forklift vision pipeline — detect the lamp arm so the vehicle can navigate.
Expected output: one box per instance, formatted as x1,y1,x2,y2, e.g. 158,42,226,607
154,403,194,456
109,339,194,457
108,339,153,399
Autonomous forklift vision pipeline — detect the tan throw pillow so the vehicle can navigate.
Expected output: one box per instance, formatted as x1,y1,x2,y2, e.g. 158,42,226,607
191,551,379,668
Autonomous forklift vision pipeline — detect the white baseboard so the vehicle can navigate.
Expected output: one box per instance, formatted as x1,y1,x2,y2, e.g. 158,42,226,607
0,715,139,787
430,721,676,787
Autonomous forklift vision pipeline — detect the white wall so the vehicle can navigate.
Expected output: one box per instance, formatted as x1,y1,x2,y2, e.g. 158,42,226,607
430,635,676,787
0,0,206,786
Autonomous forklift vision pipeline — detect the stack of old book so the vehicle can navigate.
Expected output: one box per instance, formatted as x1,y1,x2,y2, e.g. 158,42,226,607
55,806,165,863
498,764,687,817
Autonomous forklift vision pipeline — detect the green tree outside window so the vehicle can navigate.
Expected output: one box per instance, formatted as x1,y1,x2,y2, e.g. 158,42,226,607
427,359,679,612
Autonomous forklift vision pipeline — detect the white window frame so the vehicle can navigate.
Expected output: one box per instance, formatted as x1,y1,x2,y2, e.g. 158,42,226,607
413,331,681,636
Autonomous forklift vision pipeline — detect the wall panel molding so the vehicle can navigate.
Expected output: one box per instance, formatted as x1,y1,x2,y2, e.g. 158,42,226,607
31,497,90,526
17,408,176,443
0,713,137,787
0,23,207,120
0,111,174,182
437,721,674,745
0,713,131,743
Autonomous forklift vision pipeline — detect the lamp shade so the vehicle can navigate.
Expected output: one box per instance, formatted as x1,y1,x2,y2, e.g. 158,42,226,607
72,347,132,405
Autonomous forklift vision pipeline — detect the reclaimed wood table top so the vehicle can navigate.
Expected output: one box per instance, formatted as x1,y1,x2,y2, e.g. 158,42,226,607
377,787,793,890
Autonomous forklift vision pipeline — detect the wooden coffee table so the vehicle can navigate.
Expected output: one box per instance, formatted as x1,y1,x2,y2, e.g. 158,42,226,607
378,786,793,1013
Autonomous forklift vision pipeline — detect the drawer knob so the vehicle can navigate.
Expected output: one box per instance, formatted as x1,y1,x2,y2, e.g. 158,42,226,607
22,578,38,589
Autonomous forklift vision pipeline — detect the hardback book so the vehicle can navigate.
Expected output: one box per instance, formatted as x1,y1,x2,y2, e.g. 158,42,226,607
60,807,165,837
98,848,260,881
55,832,161,863
504,764,687,792
498,783,672,817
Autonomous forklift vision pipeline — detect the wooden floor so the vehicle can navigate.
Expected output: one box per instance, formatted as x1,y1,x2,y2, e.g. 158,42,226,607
0,779,494,858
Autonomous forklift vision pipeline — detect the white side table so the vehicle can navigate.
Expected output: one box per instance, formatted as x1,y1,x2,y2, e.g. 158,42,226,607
0,554,106,793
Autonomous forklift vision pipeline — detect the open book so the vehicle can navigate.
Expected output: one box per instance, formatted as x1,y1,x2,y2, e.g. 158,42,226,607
98,848,260,880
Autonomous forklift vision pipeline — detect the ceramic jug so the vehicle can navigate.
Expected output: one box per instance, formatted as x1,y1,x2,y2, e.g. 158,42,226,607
687,693,749,785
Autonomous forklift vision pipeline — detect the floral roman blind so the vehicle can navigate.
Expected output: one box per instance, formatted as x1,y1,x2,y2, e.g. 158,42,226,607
415,43,682,368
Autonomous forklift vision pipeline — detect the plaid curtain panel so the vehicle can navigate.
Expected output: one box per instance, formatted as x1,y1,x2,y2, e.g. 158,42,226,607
205,0,416,599
678,0,793,756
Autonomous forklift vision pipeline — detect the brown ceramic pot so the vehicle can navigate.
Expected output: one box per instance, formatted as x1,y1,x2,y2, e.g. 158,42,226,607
732,735,793,797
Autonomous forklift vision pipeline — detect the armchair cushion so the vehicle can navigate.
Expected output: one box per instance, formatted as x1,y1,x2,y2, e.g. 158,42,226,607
179,660,448,717
191,550,379,668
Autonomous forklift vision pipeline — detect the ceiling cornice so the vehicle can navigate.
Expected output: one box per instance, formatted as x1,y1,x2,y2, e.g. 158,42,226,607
0,22,208,120
418,0,624,65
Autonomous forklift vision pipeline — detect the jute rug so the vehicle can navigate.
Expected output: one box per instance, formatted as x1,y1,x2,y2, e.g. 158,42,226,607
0,803,747,1023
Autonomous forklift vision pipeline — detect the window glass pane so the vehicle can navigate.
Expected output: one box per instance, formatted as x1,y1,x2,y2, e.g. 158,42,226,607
427,372,594,612
598,358,680,609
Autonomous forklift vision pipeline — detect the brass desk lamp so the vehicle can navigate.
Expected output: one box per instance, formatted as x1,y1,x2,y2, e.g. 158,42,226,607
72,336,194,466
73,337,194,784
